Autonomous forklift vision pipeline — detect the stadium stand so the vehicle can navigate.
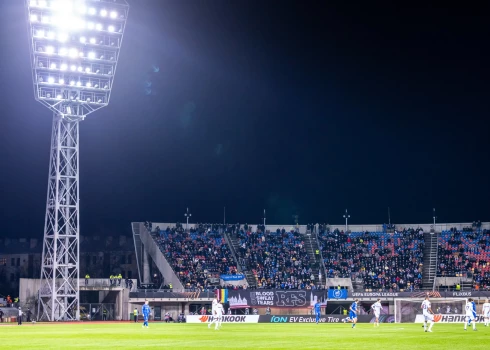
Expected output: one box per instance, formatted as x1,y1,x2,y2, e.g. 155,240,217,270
319,228,424,292
234,228,316,289
437,228,490,290
151,225,237,289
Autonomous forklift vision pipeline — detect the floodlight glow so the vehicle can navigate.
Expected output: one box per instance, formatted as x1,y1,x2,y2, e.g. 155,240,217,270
77,66,83,72
59,47,67,56
30,14,38,22
47,31,55,39
70,65,76,71
87,51,95,59
87,22,95,30
89,37,96,44
69,48,78,58
79,52,84,58
85,67,91,73
60,63,67,70
76,81,82,86
38,0,47,7
100,9,108,17
69,80,75,85
78,6,87,15
110,11,117,19
46,46,55,54
86,82,92,87
56,94,62,99
59,78,64,84
58,33,68,42
41,16,50,24
47,76,55,84
80,36,86,43
95,23,102,31
50,62,57,69
88,7,96,15
36,29,45,37
30,0,37,7
108,25,115,32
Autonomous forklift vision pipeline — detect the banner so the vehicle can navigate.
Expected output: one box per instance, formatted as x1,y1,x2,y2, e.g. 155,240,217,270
220,274,246,281
186,315,259,324
227,290,328,308
259,314,394,323
415,314,486,323
328,289,348,299
350,291,490,298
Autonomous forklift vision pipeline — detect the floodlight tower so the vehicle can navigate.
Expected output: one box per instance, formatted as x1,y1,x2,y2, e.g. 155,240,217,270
26,0,129,321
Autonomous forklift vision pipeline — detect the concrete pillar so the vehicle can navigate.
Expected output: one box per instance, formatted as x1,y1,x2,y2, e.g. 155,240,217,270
143,247,150,284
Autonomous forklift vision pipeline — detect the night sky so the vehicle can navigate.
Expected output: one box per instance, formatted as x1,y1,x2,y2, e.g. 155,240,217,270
0,1,489,238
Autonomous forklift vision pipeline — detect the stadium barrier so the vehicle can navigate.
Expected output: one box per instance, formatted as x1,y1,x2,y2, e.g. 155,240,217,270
186,314,395,324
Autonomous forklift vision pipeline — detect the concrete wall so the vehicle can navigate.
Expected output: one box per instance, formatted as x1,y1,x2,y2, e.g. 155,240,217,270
139,223,184,290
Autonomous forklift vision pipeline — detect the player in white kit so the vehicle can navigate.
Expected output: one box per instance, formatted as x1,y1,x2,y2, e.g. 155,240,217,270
214,302,225,330
482,299,490,327
421,297,434,332
208,299,218,329
464,298,477,331
371,299,382,327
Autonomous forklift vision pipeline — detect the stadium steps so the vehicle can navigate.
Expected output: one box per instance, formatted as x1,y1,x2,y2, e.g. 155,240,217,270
101,290,118,304
303,232,321,286
422,231,439,290
226,232,258,287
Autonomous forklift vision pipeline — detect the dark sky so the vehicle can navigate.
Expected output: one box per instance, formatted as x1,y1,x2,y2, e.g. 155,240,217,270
0,0,489,237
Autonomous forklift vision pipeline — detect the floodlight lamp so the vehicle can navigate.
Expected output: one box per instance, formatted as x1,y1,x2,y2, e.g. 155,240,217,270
36,29,45,37
59,78,64,84
86,82,92,87
77,66,83,72
50,62,57,69
87,22,95,30
30,14,38,22
57,94,62,99
108,25,115,32
70,65,77,71
41,16,50,24
88,7,96,15
47,31,55,39
79,51,84,58
48,76,55,84
38,62,44,67
76,81,82,87
97,98,102,103
80,36,86,43
29,0,37,7
110,11,117,19
69,48,78,58
85,67,91,73
46,93,51,98
100,9,108,17
87,51,95,59
38,0,47,7
78,6,87,15
95,23,102,31
89,37,96,44
46,46,55,54
86,97,91,102
60,63,67,70
69,80,75,86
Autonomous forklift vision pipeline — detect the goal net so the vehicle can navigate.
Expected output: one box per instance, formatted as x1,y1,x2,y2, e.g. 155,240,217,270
394,298,466,323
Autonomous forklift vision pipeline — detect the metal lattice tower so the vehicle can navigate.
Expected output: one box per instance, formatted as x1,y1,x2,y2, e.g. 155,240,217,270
26,0,129,321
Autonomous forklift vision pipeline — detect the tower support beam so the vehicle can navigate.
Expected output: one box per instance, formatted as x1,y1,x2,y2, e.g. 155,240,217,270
38,114,80,321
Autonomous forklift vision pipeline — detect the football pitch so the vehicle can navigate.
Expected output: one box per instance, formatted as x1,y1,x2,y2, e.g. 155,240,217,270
2,322,489,349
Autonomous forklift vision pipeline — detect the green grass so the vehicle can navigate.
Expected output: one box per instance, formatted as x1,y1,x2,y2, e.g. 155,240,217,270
2,322,489,349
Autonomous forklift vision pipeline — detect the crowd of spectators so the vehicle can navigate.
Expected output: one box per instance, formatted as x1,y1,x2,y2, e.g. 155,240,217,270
319,228,424,292
438,228,490,290
152,224,237,290
235,228,316,289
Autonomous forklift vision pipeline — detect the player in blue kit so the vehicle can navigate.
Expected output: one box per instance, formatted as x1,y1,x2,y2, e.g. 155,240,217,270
343,299,359,328
142,300,151,328
314,301,321,324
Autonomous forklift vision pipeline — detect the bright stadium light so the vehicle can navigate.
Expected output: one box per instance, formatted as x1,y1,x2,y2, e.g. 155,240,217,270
25,0,129,322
